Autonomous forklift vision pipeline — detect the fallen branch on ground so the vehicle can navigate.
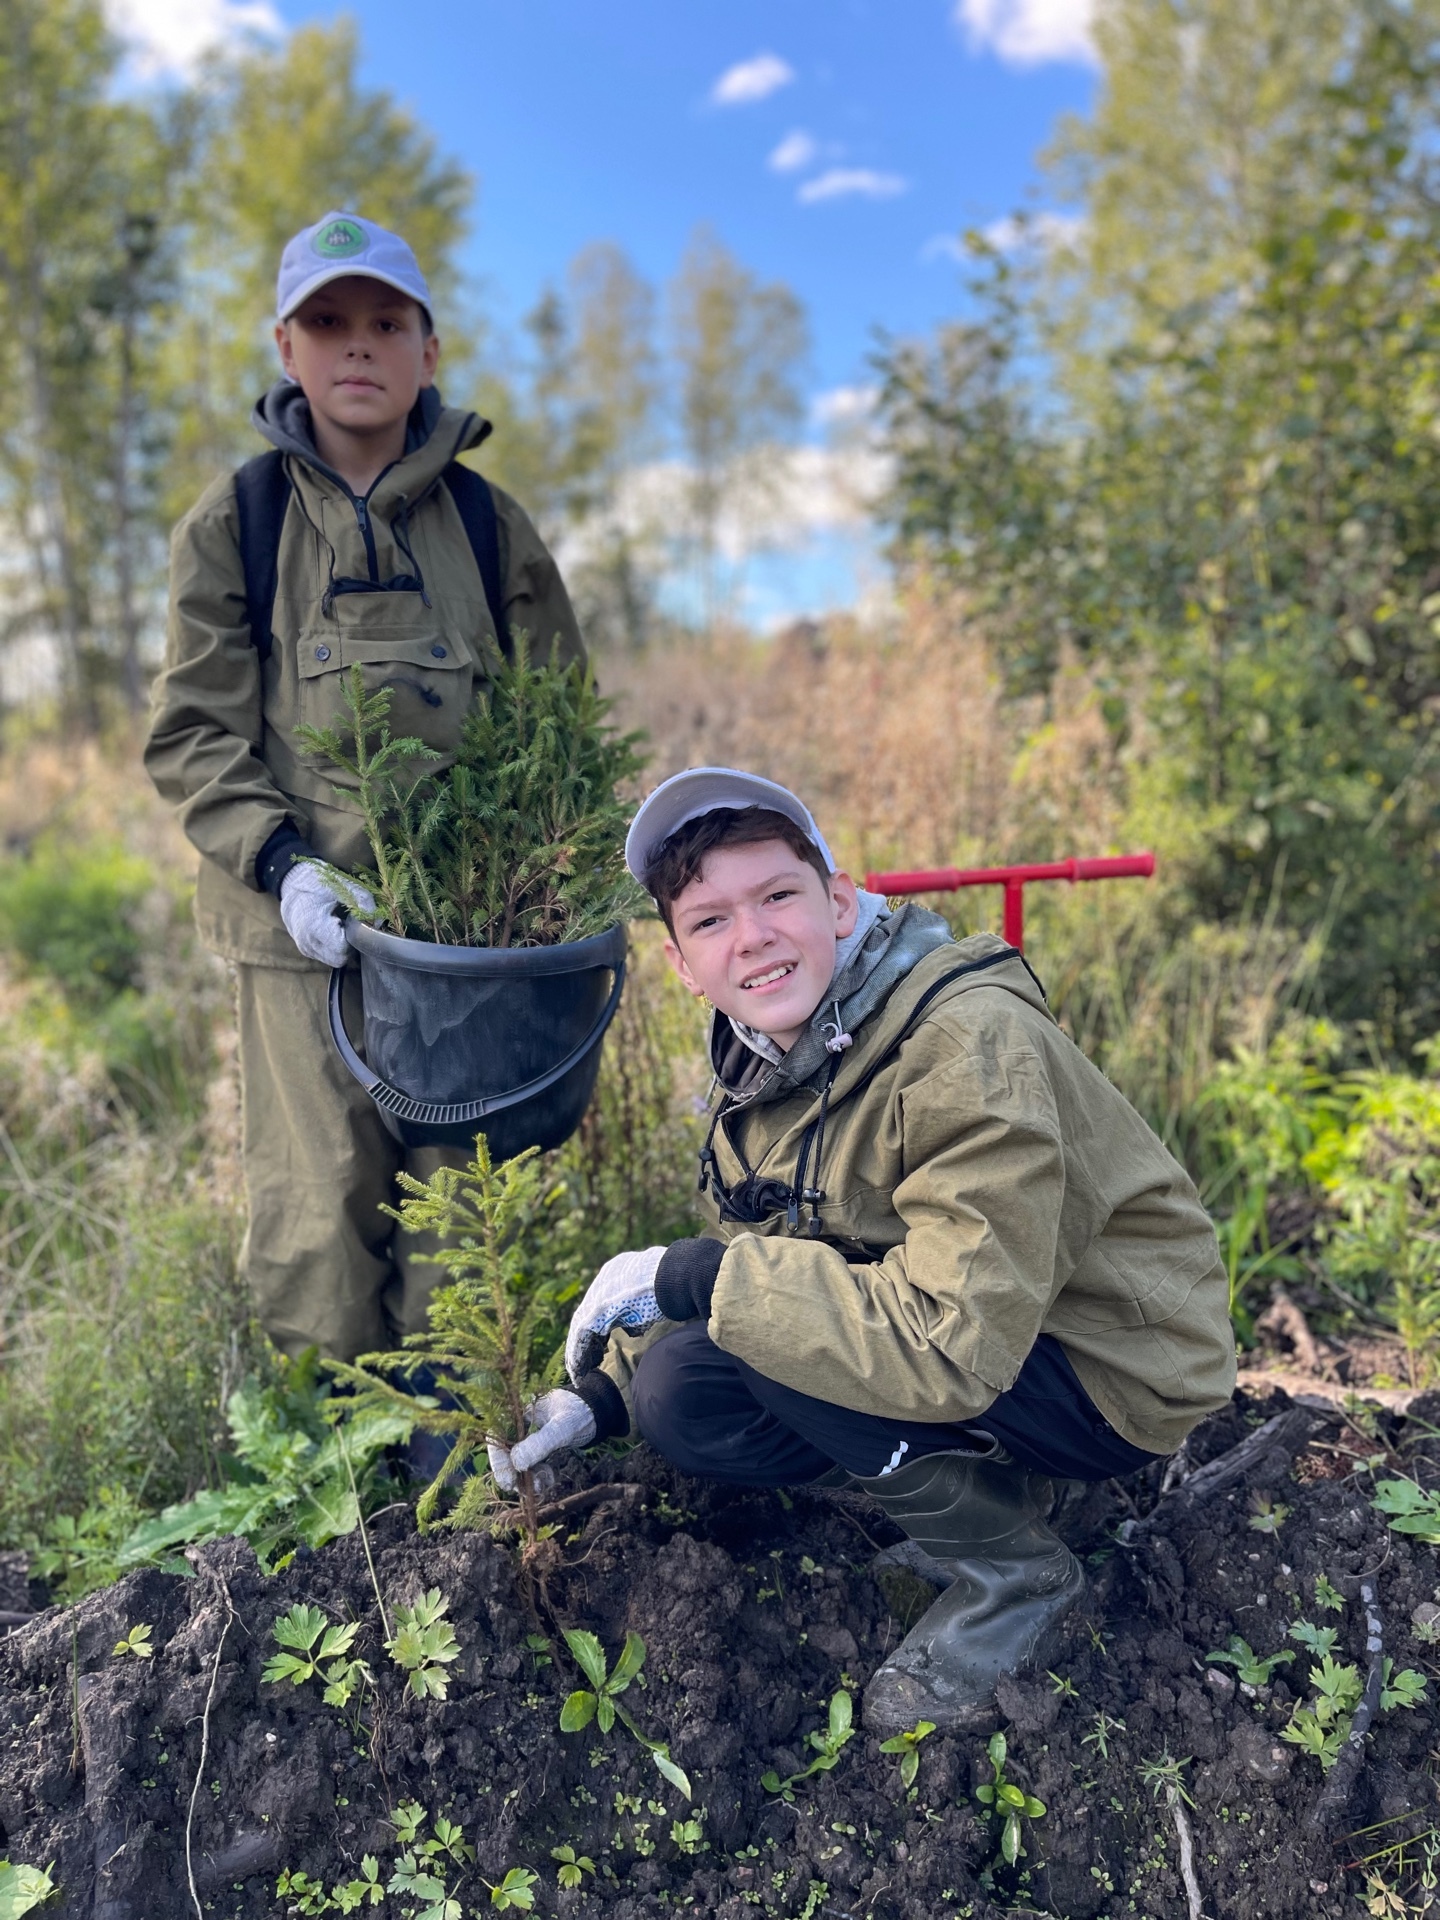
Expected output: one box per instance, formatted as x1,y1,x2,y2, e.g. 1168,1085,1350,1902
1120,1407,1314,1541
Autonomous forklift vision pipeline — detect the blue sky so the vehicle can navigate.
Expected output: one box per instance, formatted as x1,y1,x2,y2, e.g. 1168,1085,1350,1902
123,0,1097,619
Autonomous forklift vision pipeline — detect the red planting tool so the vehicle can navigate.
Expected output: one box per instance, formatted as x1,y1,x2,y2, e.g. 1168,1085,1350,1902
863,853,1156,953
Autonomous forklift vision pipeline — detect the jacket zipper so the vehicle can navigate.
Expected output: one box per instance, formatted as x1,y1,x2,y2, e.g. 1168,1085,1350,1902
352,494,379,582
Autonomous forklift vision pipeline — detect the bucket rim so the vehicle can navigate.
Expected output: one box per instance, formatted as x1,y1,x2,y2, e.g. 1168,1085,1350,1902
344,917,628,977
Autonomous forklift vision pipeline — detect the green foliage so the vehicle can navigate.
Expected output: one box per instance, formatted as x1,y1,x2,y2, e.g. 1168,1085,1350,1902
550,1845,596,1891
1289,1619,1340,1659
1373,1478,1440,1545
276,1861,385,1914
1081,1710,1126,1760
761,1690,855,1801
877,1718,935,1790
558,1628,691,1799
1316,1573,1346,1612
385,1804,473,1920
974,1730,1046,1866
1137,1750,1195,1811
0,1860,57,1919
486,1868,538,1912
1206,1637,1295,1688
111,1623,153,1660
262,1604,363,1694
1381,1658,1429,1714
386,1590,461,1701
296,645,645,949
0,839,151,1010
1247,1493,1290,1534
329,1138,563,1542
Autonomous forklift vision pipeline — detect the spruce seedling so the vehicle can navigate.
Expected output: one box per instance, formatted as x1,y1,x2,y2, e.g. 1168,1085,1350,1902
762,1690,856,1800
386,1590,460,1701
559,1628,692,1798
296,644,645,948
878,1718,936,1789
111,1623,153,1659
330,1138,561,1546
974,1731,1046,1865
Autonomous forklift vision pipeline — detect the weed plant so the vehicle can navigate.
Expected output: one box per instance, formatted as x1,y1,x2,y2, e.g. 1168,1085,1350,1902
296,645,646,948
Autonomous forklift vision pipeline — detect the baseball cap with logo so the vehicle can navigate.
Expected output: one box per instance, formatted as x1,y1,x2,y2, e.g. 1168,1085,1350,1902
276,211,433,323
625,766,837,890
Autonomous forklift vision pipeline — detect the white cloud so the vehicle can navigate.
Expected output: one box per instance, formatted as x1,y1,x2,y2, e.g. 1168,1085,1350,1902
812,385,879,429
107,0,283,75
982,209,1085,251
711,52,796,106
768,129,818,174
798,168,908,206
955,0,1096,67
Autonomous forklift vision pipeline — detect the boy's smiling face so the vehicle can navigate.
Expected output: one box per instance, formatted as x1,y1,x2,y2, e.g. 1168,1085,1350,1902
276,275,438,449
663,838,859,1050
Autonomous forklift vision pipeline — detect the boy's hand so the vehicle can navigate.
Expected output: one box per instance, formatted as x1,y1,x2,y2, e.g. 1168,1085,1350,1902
565,1246,667,1382
279,862,376,967
488,1389,597,1491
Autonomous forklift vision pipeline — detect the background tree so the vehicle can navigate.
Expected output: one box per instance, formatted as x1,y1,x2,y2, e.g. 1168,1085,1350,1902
667,227,808,622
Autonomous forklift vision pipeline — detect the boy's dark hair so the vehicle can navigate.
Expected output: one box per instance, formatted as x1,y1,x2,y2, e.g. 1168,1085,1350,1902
646,806,831,933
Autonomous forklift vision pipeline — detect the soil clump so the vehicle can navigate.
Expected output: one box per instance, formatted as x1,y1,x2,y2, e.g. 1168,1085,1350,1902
3,1386,1439,1919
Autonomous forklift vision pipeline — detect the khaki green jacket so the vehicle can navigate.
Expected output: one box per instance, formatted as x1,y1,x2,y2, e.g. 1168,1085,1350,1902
145,398,583,968
603,935,1234,1457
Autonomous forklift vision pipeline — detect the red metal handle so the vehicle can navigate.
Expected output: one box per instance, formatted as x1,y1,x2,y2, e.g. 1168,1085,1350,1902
862,852,1155,954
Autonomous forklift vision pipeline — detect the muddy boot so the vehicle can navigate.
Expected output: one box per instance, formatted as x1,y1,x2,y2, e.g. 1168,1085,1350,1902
856,1445,1084,1734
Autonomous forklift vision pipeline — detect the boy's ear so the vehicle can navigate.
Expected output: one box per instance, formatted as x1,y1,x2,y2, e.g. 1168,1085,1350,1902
420,329,440,386
275,320,296,378
832,872,859,935
662,934,705,1000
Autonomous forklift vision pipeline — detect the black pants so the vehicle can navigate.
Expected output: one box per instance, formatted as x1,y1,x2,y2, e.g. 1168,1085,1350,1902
631,1323,1158,1485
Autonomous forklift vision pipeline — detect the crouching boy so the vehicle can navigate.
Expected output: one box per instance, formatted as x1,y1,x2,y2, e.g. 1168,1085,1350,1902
494,768,1235,1731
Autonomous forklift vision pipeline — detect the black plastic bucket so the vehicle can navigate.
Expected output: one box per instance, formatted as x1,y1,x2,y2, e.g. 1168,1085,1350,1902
327,920,627,1153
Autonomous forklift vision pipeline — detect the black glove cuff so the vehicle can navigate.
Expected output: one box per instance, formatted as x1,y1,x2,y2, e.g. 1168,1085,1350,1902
654,1237,727,1323
573,1369,629,1442
256,822,321,897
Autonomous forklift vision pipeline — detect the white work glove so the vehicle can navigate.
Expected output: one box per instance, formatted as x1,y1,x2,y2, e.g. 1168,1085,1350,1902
564,1246,667,1384
488,1389,597,1492
279,863,376,968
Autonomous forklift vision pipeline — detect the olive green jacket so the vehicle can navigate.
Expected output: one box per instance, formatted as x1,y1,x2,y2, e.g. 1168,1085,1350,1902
145,391,584,968
603,934,1234,1457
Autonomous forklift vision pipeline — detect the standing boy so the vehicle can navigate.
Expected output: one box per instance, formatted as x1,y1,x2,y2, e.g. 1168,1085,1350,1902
495,768,1235,1731
146,212,583,1366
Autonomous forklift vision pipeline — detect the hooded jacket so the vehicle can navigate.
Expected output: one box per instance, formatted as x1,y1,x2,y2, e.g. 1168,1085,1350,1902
145,384,584,967
601,928,1235,1457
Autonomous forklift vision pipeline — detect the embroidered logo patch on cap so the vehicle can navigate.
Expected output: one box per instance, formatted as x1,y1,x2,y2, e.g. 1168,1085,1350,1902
312,217,366,260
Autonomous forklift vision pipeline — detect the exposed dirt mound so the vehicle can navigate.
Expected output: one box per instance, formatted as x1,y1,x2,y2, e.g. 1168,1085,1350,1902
4,1388,1439,1920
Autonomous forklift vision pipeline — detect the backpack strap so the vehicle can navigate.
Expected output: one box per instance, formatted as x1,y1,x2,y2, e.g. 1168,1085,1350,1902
233,449,292,663
443,461,511,658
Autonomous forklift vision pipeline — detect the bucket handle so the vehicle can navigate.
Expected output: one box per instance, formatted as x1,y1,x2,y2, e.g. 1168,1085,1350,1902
326,953,627,1131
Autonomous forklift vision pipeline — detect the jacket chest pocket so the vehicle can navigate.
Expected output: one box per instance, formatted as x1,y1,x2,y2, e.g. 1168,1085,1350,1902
297,625,477,768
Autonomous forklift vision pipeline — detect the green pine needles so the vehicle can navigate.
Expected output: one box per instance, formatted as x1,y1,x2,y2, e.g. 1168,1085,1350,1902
295,639,646,948
328,1138,562,1546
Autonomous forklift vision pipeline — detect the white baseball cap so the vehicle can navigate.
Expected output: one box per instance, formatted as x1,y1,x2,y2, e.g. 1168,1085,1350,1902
276,211,433,323
625,766,837,889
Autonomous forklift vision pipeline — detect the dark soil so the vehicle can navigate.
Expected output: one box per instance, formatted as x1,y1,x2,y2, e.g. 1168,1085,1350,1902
5,1387,1440,1920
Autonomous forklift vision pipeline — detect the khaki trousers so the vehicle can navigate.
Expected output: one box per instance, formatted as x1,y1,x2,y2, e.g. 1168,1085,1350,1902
235,962,471,1361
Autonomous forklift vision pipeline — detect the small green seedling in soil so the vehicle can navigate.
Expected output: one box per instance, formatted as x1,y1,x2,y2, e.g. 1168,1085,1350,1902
671,1815,706,1855
386,1590,460,1701
974,1730,1046,1865
384,1801,473,1918
550,1846,596,1890
111,1624,153,1660
1137,1751,1195,1809
1081,1711,1126,1760
1282,1653,1365,1770
1047,1670,1078,1700
485,1867,538,1910
1205,1636,1294,1688
1247,1492,1290,1534
262,1604,362,1694
878,1719,936,1789
762,1690,856,1800
559,1629,692,1797
1372,1478,1440,1545
1380,1658,1429,1712
277,1858,384,1913
0,1860,58,1918
1289,1619,1340,1657
1315,1573,1345,1612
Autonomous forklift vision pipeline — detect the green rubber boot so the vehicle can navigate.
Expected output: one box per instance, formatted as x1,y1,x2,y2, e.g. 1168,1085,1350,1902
856,1445,1085,1734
